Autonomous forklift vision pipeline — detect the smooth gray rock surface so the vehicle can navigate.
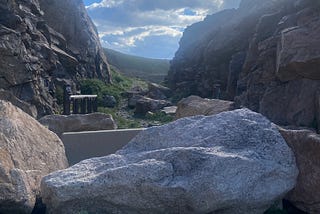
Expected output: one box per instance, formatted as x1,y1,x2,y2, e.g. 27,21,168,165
41,109,298,214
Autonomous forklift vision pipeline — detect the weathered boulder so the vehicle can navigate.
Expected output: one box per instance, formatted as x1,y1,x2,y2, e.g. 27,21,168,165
0,100,68,213
0,89,37,118
39,113,117,136
147,83,172,100
175,95,235,119
41,109,298,214
128,94,144,109
135,97,171,115
279,127,320,214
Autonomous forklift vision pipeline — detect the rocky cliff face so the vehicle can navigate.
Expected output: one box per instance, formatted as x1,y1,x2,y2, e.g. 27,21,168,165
167,0,288,99
0,0,110,117
237,0,320,129
167,0,320,130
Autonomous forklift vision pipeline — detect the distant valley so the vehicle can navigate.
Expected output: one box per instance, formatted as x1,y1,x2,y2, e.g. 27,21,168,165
104,48,170,83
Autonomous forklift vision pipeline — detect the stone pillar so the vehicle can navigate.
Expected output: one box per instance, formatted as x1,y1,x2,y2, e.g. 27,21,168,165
63,85,72,115
81,98,87,114
93,97,98,112
73,99,79,114
87,97,93,113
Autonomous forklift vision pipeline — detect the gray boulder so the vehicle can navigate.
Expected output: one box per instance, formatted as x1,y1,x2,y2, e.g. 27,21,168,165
41,109,298,214
0,100,68,213
39,113,117,136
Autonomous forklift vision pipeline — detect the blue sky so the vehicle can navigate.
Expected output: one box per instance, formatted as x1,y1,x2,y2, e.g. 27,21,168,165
83,0,240,59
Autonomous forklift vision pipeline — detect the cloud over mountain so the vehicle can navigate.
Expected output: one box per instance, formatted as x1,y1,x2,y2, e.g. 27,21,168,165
86,0,241,58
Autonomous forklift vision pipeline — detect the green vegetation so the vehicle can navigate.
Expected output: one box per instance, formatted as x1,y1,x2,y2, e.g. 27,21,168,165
79,68,173,129
145,111,174,124
79,68,147,106
104,48,170,83
98,107,140,129
264,203,288,214
55,85,64,105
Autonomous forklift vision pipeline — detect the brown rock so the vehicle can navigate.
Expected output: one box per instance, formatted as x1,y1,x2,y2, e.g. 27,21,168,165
147,83,172,100
39,113,117,136
236,3,320,130
276,8,320,81
278,127,320,214
175,95,235,119
0,100,68,213
135,97,171,115
128,94,144,109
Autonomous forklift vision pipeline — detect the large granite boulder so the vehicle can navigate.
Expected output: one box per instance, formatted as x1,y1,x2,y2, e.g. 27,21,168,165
41,109,298,214
0,100,68,213
279,127,320,213
39,113,117,136
0,0,110,117
175,95,235,119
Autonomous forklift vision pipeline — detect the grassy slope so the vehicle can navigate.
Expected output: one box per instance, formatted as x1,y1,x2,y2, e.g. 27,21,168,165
79,68,173,129
104,48,170,83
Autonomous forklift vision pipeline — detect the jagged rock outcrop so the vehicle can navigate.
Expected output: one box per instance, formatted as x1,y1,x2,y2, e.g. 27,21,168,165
0,0,110,117
236,0,320,129
167,0,288,99
167,0,320,131
0,100,68,213
41,109,298,214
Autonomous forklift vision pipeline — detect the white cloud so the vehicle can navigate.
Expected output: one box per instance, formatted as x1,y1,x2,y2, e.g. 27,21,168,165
86,0,241,58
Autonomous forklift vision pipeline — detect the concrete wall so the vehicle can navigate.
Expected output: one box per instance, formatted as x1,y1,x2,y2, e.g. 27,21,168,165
61,128,145,165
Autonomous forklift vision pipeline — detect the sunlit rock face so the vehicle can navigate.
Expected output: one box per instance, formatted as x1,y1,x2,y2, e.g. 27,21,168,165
0,0,110,117
167,0,320,130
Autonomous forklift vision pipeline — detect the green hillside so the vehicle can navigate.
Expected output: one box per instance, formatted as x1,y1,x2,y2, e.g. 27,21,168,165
104,48,170,83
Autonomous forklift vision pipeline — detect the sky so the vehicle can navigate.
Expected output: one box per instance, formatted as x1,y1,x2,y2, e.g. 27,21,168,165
83,0,241,59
